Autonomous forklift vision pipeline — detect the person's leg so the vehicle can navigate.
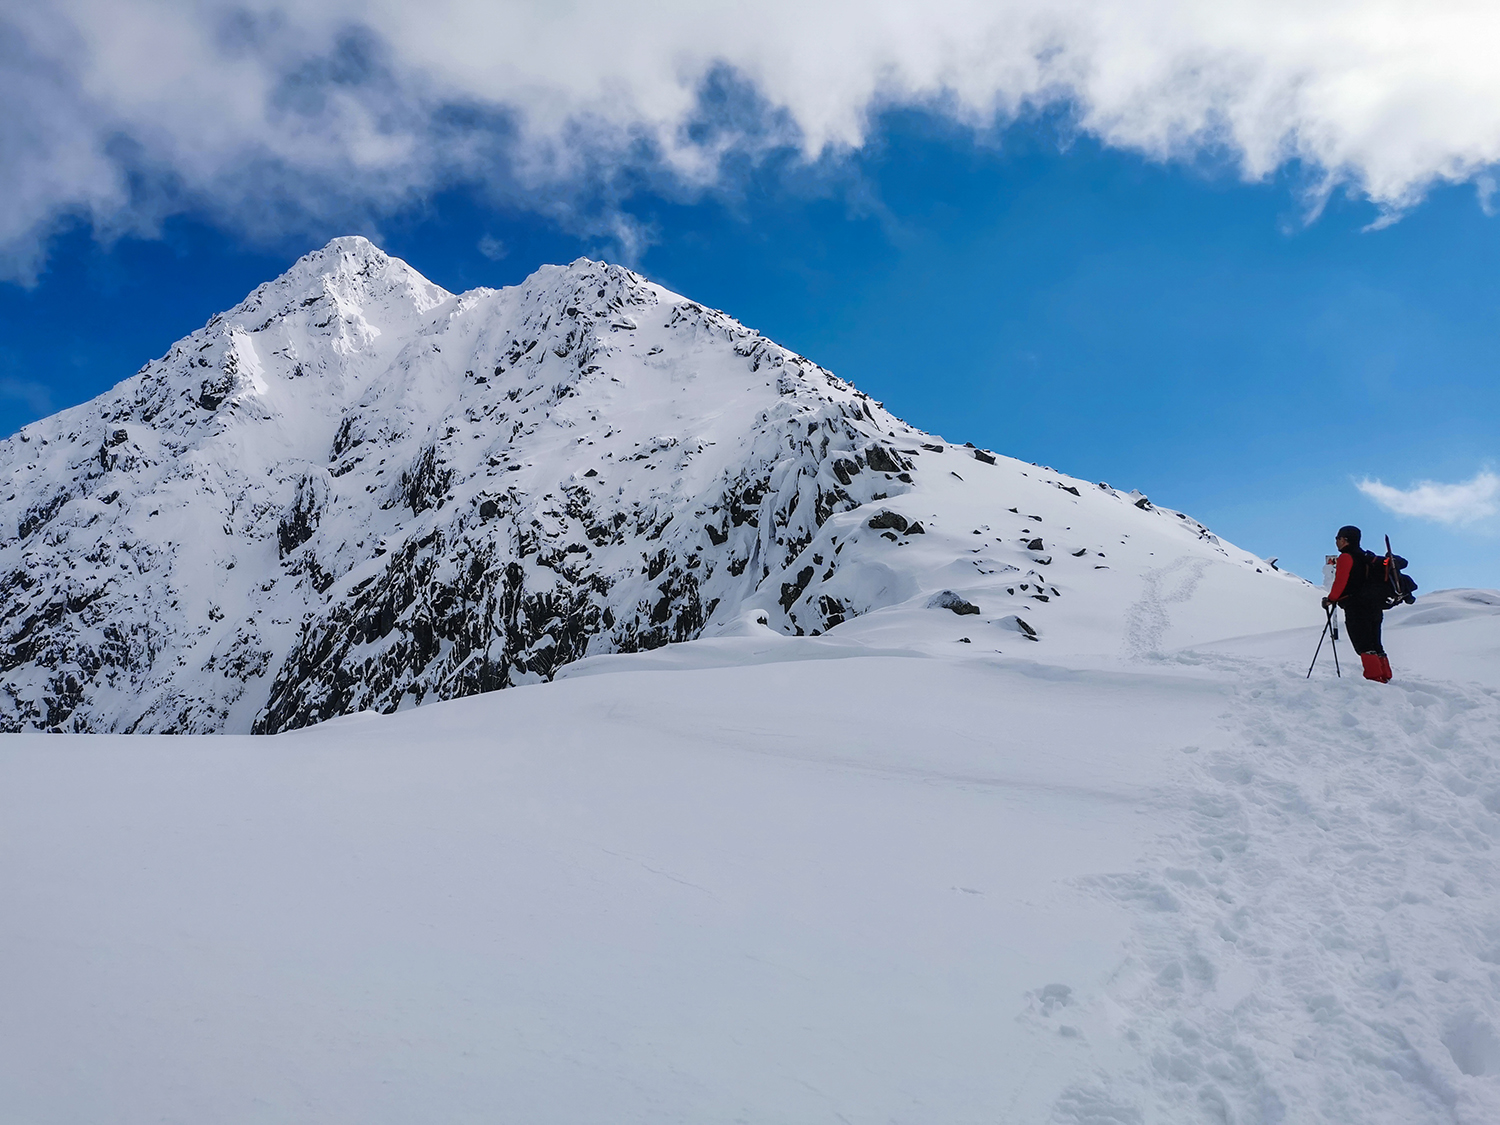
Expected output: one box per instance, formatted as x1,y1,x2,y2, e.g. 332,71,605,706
1344,607,1389,682
1372,610,1392,680
1343,608,1375,654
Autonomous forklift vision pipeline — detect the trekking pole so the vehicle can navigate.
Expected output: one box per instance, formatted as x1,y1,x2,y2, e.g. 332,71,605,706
1307,604,1344,679
1306,606,1332,678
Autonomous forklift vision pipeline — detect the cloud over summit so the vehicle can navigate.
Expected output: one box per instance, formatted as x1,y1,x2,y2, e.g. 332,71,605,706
6,0,1500,277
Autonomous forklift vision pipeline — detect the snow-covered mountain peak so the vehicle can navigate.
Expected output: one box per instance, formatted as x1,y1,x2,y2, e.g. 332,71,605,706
236,235,451,320
0,241,1317,734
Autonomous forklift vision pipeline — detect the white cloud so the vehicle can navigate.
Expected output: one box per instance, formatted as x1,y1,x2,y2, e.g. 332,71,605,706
1357,470,1500,525
6,1,1500,278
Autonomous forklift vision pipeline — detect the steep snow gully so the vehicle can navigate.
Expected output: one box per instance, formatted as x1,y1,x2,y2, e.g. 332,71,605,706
0,236,1309,733
2,239,1497,1123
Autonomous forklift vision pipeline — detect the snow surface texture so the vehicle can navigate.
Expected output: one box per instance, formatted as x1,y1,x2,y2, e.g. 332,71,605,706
3,592,1498,1123
0,236,1312,733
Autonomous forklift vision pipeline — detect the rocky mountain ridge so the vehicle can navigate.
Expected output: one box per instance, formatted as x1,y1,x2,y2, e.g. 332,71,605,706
0,237,1311,733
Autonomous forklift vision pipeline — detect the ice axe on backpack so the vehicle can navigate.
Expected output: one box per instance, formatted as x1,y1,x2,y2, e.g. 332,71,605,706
1307,603,1342,679
1382,535,1418,608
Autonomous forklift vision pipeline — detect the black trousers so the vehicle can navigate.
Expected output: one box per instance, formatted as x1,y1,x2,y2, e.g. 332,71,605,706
1342,604,1385,656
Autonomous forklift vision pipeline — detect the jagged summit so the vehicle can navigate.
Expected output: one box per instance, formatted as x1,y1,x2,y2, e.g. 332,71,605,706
0,240,1314,733
234,234,448,314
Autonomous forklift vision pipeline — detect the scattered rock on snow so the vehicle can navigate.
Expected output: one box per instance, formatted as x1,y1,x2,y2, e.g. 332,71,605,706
928,590,981,615
867,510,909,533
998,614,1038,638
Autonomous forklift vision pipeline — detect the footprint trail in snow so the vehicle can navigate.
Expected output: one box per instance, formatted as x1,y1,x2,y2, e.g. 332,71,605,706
1046,653,1500,1124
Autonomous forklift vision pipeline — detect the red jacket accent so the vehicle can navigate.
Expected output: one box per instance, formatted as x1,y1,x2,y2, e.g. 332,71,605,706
1327,552,1353,603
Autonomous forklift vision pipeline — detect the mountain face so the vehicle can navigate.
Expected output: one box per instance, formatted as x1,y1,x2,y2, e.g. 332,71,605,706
0,238,1313,734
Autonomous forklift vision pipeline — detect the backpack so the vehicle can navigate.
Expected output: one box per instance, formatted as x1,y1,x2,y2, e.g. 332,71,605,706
1378,536,1417,609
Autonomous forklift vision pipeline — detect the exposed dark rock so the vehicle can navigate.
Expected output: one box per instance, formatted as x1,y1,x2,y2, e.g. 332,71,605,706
973,449,996,465
865,444,908,473
817,594,845,629
779,565,815,610
867,510,909,533
1025,538,1043,551
197,353,238,411
831,457,859,486
18,492,70,541
391,444,453,514
277,474,328,558
928,590,980,615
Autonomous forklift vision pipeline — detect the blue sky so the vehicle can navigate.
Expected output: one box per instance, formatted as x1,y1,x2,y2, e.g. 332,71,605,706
4,4,1500,591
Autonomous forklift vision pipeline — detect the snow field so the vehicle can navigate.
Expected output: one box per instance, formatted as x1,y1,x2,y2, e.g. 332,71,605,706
1064,649,1500,1123
3,597,1497,1124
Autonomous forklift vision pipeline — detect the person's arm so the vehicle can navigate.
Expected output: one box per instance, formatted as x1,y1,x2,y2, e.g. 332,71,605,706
1325,552,1352,604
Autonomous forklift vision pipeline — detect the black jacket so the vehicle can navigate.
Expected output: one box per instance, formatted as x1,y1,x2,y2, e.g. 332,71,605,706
1328,546,1386,609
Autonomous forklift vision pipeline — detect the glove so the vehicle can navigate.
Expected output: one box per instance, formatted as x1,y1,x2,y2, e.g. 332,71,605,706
1321,596,1332,609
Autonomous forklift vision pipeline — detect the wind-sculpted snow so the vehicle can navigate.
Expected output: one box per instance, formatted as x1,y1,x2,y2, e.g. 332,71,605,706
0,236,1314,733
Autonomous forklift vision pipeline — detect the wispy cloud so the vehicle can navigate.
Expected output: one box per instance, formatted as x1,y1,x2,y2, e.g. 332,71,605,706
1357,470,1500,525
7,1,1500,279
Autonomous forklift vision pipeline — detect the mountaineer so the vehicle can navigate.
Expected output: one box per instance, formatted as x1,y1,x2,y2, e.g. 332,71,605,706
1322,525,1393,683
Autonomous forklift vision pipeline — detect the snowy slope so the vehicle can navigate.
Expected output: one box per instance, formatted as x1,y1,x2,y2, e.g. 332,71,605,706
3,593,1498,1124
0,236,1314,734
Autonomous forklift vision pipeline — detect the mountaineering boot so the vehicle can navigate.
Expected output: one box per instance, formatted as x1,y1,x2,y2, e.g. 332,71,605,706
1378,655,1393,683
1360,653,1388,683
